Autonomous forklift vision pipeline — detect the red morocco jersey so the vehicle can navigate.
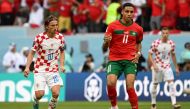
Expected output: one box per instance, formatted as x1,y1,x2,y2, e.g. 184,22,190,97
32,32,65,73
105,20,143,61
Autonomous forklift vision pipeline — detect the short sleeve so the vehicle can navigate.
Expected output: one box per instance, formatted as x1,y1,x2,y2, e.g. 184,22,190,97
32,36,39,51
149,41,156,54
137,26,143,43
60,35,65,51
105,24,114,38
171,41,175,53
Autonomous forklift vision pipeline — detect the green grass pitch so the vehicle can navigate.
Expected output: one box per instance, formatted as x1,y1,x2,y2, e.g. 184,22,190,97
0,101,189,109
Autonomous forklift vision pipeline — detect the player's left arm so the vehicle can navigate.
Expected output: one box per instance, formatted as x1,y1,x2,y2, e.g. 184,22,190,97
60,36,65,72
60,50,65,72
171,52,180,74
132,43,142,63
171,43,180,74
132,26,143,63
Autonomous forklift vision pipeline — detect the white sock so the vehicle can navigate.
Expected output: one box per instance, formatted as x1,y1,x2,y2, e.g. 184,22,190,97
151,84,158,104
49,97,58,109
169,82,176,105
111,105,118,109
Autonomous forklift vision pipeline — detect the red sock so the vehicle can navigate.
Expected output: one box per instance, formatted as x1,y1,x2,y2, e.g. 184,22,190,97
127,88,138,109
107,85,117,107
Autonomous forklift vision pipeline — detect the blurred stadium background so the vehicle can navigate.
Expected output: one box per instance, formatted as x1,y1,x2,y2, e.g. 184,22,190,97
0,0,190,109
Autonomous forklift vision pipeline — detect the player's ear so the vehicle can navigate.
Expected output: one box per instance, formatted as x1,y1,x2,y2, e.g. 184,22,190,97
46,26,49,30
121,9,124,15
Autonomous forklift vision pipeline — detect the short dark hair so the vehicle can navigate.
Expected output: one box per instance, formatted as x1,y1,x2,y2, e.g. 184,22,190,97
111,0,120,3
184,42,190,48
162,27,170,31
122,2,135,9
44,15,58,28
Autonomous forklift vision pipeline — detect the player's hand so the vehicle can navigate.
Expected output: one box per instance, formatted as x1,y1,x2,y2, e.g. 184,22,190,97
60,66,65,73
176,67,180,76
131,53,141,63
104,33,112,43
24,67,30,78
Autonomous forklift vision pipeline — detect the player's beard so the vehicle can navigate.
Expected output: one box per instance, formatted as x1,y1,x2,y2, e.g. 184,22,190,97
51,29,57,34
125,17,133,24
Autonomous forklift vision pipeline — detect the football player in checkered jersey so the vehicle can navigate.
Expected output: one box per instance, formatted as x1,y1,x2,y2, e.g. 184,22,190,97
148,27,181,109
24,15,65,109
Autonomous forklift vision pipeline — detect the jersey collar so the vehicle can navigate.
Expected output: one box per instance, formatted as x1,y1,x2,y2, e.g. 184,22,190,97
119,19,133,27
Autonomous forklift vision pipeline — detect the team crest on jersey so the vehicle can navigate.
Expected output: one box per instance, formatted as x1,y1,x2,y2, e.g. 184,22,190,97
129,31,137,36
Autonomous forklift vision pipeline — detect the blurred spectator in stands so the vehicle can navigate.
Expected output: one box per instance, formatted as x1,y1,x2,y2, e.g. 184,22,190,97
141,0,152,31
180,42,190,71
2,43,22,73
96,51,108,72
58,0,73,34
24,2,43,28
19,46,29,66
137,54,147,72
150,0,165,31
64,45,74,73
79,53,95,73
14,0,41,26
0,0,14,25
47,0,59,17
72,1,88,33
83,0,105,32
18,46,35,71
161,0,178,30
105,0,121,26
43,0,50,19
130,0,146,26
14,0,30,26
177,0,190,31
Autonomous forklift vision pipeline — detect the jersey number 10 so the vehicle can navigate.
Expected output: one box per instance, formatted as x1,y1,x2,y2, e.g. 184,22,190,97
48,53,53,60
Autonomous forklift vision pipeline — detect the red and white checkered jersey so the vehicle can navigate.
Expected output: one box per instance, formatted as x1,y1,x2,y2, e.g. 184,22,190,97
32,32,65,73
149,39,175,69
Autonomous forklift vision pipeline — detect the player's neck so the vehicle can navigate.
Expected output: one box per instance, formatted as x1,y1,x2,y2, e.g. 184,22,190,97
120,19,133,26
161,38,168,43
47,32,55,38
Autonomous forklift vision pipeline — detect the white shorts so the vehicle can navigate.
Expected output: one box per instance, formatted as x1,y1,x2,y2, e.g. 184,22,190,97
151,66,174,83
34,72,63,91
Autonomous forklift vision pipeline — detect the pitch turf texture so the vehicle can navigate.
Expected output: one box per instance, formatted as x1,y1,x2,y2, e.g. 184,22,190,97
0,101,189,109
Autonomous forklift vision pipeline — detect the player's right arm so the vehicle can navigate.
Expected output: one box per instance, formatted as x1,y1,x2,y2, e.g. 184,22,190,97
24,50,35,77
148,52,158,72
102,25,113,53
102,33,112,53
148,41,159,72
24,36,39,77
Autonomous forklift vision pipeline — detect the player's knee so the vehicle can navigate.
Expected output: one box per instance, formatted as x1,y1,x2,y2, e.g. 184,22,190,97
35,91,44,100
126,82,134,89
107,80,116,86
52,91,59,98
169,82,175,96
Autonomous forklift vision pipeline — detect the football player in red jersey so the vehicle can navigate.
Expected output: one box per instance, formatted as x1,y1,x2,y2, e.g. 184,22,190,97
102,3,143,109
24,15,65,109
